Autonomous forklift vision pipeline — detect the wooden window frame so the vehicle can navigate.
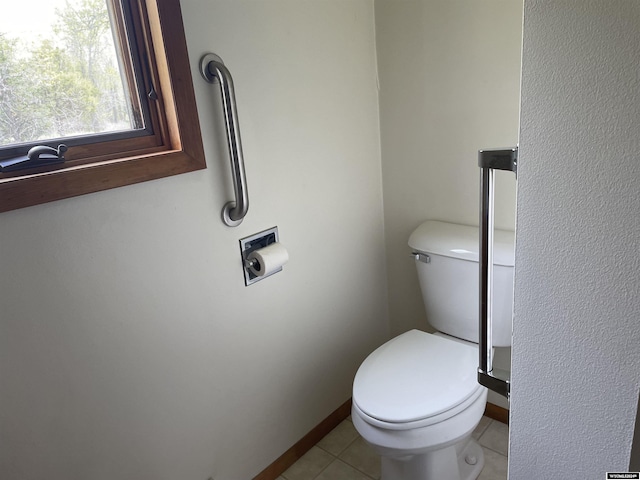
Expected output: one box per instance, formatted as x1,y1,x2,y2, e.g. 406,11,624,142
0,0,205,213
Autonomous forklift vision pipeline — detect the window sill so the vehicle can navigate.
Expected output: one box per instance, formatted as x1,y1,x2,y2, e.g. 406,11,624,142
0,147,205,213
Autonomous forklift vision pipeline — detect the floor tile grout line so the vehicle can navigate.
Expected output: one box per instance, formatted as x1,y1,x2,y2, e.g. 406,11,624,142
315,444,339,459
316,433,378,480
280,445,336,480
477,418,510,458
481,444,509,458
311,457,334,480
475,418,494,439
316,423,361,459
311,457,377,480
337,431,377,477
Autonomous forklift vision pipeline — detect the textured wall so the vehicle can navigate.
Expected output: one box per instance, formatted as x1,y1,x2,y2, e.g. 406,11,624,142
510,0,640,477
0,2,388,479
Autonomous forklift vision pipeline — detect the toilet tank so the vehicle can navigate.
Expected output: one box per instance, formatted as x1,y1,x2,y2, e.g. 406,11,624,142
408,221,514,347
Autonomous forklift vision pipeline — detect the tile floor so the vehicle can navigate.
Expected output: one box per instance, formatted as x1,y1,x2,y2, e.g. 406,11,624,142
278,416,508,480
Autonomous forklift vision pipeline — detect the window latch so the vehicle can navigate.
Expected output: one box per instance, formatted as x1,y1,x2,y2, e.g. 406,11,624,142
0,144,68,172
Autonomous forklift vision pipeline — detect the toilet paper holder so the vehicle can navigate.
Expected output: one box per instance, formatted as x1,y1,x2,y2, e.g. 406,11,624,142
239,226,282,286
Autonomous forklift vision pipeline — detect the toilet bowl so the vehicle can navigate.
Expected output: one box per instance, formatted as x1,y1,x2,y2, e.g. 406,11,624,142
352,329,487,480
351,220,514,480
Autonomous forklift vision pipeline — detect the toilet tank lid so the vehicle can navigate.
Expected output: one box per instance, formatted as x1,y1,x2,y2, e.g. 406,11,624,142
408,220,514,266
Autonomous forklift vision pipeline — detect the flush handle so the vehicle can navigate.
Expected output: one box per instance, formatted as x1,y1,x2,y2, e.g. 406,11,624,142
411,252,430,263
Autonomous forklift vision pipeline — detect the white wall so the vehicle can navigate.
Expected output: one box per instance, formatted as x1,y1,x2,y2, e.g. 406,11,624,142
510,1,640,476
374,0,522,408
0,2,388,479
374,0,521,335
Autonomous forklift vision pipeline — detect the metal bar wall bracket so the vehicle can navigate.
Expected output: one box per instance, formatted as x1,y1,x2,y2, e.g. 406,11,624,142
478,147,517,399
200,53,249,227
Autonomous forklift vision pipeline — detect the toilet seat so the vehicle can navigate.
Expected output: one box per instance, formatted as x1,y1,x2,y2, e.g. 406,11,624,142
353,330,483,429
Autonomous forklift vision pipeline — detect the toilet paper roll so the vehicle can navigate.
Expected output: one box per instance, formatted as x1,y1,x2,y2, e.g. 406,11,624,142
247,242,289,277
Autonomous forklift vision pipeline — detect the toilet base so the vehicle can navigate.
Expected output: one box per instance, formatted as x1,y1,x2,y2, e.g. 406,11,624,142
380,436,484,480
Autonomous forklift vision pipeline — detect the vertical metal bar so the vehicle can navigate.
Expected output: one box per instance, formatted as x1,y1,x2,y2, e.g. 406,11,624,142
477,147,517,399
479,167,494,376
200,53,249,227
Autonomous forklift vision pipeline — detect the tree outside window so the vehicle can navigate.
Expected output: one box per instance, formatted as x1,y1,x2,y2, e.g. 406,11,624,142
0,0,134,147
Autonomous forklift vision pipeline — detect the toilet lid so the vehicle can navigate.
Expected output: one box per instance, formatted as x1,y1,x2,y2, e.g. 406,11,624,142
353,330,481,424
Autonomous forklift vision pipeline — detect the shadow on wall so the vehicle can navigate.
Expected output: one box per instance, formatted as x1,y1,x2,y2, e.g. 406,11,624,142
630,391,640,470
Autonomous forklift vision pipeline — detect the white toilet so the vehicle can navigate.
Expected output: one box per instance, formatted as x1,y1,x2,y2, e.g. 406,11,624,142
352,220,514,480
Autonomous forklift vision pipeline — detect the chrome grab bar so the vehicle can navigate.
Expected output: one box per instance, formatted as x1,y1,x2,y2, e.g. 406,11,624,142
200,53,249,227
478,147,517,399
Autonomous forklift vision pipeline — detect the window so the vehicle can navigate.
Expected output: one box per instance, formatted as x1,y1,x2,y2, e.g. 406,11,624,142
0,0,205,212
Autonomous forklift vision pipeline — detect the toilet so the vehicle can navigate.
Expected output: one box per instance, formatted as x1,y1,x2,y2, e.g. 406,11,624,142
351,220,514,480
